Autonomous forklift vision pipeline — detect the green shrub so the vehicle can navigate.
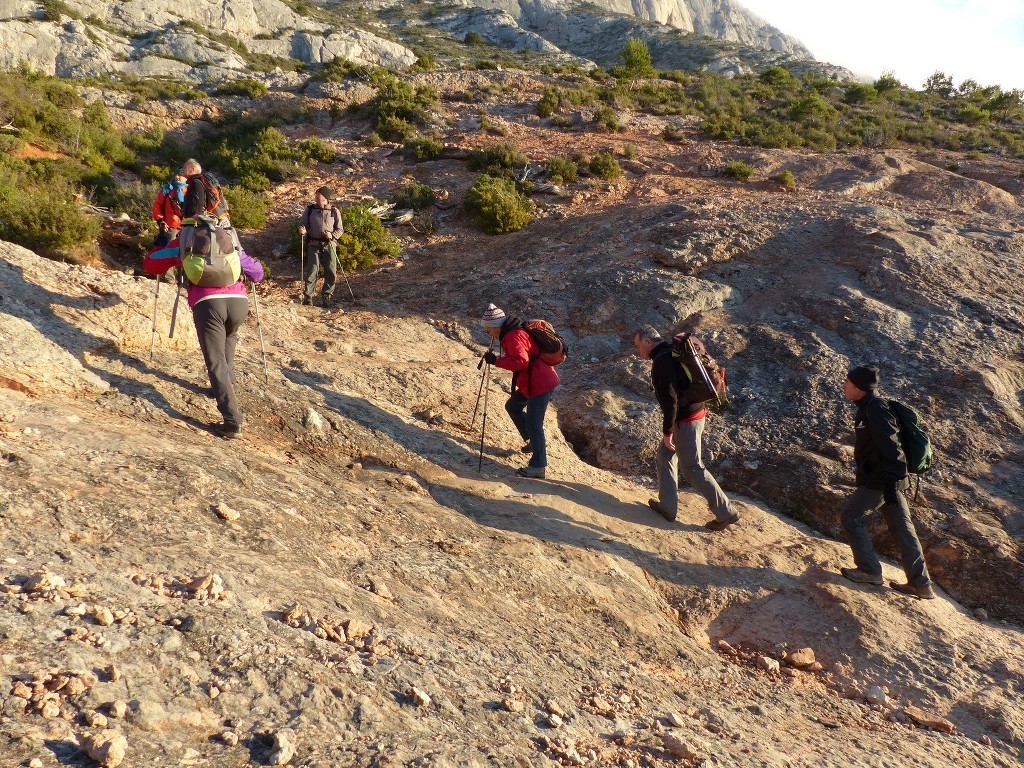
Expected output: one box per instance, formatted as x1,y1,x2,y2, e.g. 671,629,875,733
341,205,401,263
624,144,638,160
101,180,159,221
537,88,560,118
368,72,437,138
546,157,578,183
464,31,485,46
773,169,796,189
955,104,990,125
222,186,269,230
723,161,754,181
662,124,683,141
392,182,436,210
376,115,416,141
464,174,535,234
214,78,268,98
403,135,444,161
296,137,336,163
468,143,527,175
874,71,902,93
759,66,796,88
844,82,877,104
363,131,382,148
141,164,173,184
594,106,619,131
0,179,100,253
588,151,623,180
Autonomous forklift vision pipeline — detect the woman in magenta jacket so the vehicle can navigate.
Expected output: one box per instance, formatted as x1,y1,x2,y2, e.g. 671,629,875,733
481,304,559,478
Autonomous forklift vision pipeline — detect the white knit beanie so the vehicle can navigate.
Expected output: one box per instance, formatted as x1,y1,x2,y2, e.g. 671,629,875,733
481,303,506,328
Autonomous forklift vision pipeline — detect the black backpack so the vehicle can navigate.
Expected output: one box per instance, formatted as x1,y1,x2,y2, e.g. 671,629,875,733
198,172,230,218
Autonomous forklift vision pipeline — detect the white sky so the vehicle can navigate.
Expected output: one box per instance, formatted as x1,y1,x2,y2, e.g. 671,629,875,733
738,0,1024,93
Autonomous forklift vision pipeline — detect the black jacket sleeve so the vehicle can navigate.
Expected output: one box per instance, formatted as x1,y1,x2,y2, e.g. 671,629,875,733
650,346,680,434
866,398,908,484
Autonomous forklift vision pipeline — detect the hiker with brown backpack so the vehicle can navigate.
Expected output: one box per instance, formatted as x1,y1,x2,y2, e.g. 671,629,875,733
181,158,230,221
838,366,935,599
481,304,565,479
633,326,739,530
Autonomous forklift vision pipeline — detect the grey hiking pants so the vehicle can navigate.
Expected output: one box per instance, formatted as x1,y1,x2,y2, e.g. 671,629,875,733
304,240,337,301
841,486,931,586
193,295,248,428
656,416,734,521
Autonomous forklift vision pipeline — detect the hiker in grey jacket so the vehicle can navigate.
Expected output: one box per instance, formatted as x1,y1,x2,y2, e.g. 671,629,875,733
839,365,935,599
298,187,343,307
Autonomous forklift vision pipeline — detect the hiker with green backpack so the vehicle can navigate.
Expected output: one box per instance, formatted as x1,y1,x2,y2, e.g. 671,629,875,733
633,326,739,531
481,304,565,479
144,214,264,440
839,366,935,599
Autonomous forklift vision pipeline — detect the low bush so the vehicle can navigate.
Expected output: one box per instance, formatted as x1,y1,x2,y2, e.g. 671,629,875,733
723,160,754,180
223,186,269,230
403,135,444,161
0,178,101,254
588,152,623,180
546,157,578,183
341,205,401,263
392,182,436,210
214,78,268,98
464,174,535,234
594,106,619,131
773,169,796,189
537,88,560,118
467,143,527,175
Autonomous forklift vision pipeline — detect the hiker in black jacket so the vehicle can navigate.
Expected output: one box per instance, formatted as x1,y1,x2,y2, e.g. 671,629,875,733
839,366,935,599
633,326,738,530
181,158,207,219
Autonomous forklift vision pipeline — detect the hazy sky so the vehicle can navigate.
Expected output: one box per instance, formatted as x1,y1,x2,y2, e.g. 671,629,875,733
739,0,1024,93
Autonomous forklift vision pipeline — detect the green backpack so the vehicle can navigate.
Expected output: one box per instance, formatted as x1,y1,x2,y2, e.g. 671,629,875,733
179,214,242,288
889,399,933,500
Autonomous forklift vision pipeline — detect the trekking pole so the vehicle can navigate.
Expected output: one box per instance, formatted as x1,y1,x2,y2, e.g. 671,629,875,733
471,339,494,427
250,282,270,384
337,259,355,302
149,277,161,361
686,337,726,408
167,271,183,339
299,232,305,297
478,360,491,473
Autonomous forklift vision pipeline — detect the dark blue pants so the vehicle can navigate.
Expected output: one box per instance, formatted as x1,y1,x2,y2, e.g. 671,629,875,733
505,389,554,469
841,486,931,586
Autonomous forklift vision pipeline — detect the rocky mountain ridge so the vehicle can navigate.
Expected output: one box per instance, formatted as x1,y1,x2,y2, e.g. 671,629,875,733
0,0,826,83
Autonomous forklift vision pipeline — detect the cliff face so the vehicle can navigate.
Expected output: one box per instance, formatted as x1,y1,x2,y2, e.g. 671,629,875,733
476,0,811,56
0,0,813,82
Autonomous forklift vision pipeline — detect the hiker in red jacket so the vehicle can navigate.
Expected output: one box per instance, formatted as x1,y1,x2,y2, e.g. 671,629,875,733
481,304,559,479
151,172,187,246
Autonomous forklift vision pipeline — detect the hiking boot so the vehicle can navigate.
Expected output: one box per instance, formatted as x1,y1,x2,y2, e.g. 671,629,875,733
213,422,242,440
301,296,313,306
840,567,884,586
520,440,534,454
320,294,333,307
517,465,546,479
647,499,676,522
704,513,740,531
889,580,936,600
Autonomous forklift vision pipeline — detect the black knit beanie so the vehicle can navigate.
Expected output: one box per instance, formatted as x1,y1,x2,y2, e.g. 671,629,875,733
847,365,879,391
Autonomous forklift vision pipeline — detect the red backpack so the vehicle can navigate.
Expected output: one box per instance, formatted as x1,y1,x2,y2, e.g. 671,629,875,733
523,319,567,366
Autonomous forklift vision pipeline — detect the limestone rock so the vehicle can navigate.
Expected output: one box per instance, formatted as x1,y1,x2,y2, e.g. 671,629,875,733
662,731,701,759
904,705,956,733
864,686,888,707
786,647,816,667
214,502,240,522
81,729,128,768
756,656,780,674
410,687,431,707
269,727,297,765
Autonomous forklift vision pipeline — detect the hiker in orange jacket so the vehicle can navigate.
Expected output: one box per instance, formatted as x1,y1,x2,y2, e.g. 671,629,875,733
151,172,187,245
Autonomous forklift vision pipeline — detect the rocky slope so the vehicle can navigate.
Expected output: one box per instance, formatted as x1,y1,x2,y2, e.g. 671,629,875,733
2,69,1023,767
2,235,1024,767
0,0,824,83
